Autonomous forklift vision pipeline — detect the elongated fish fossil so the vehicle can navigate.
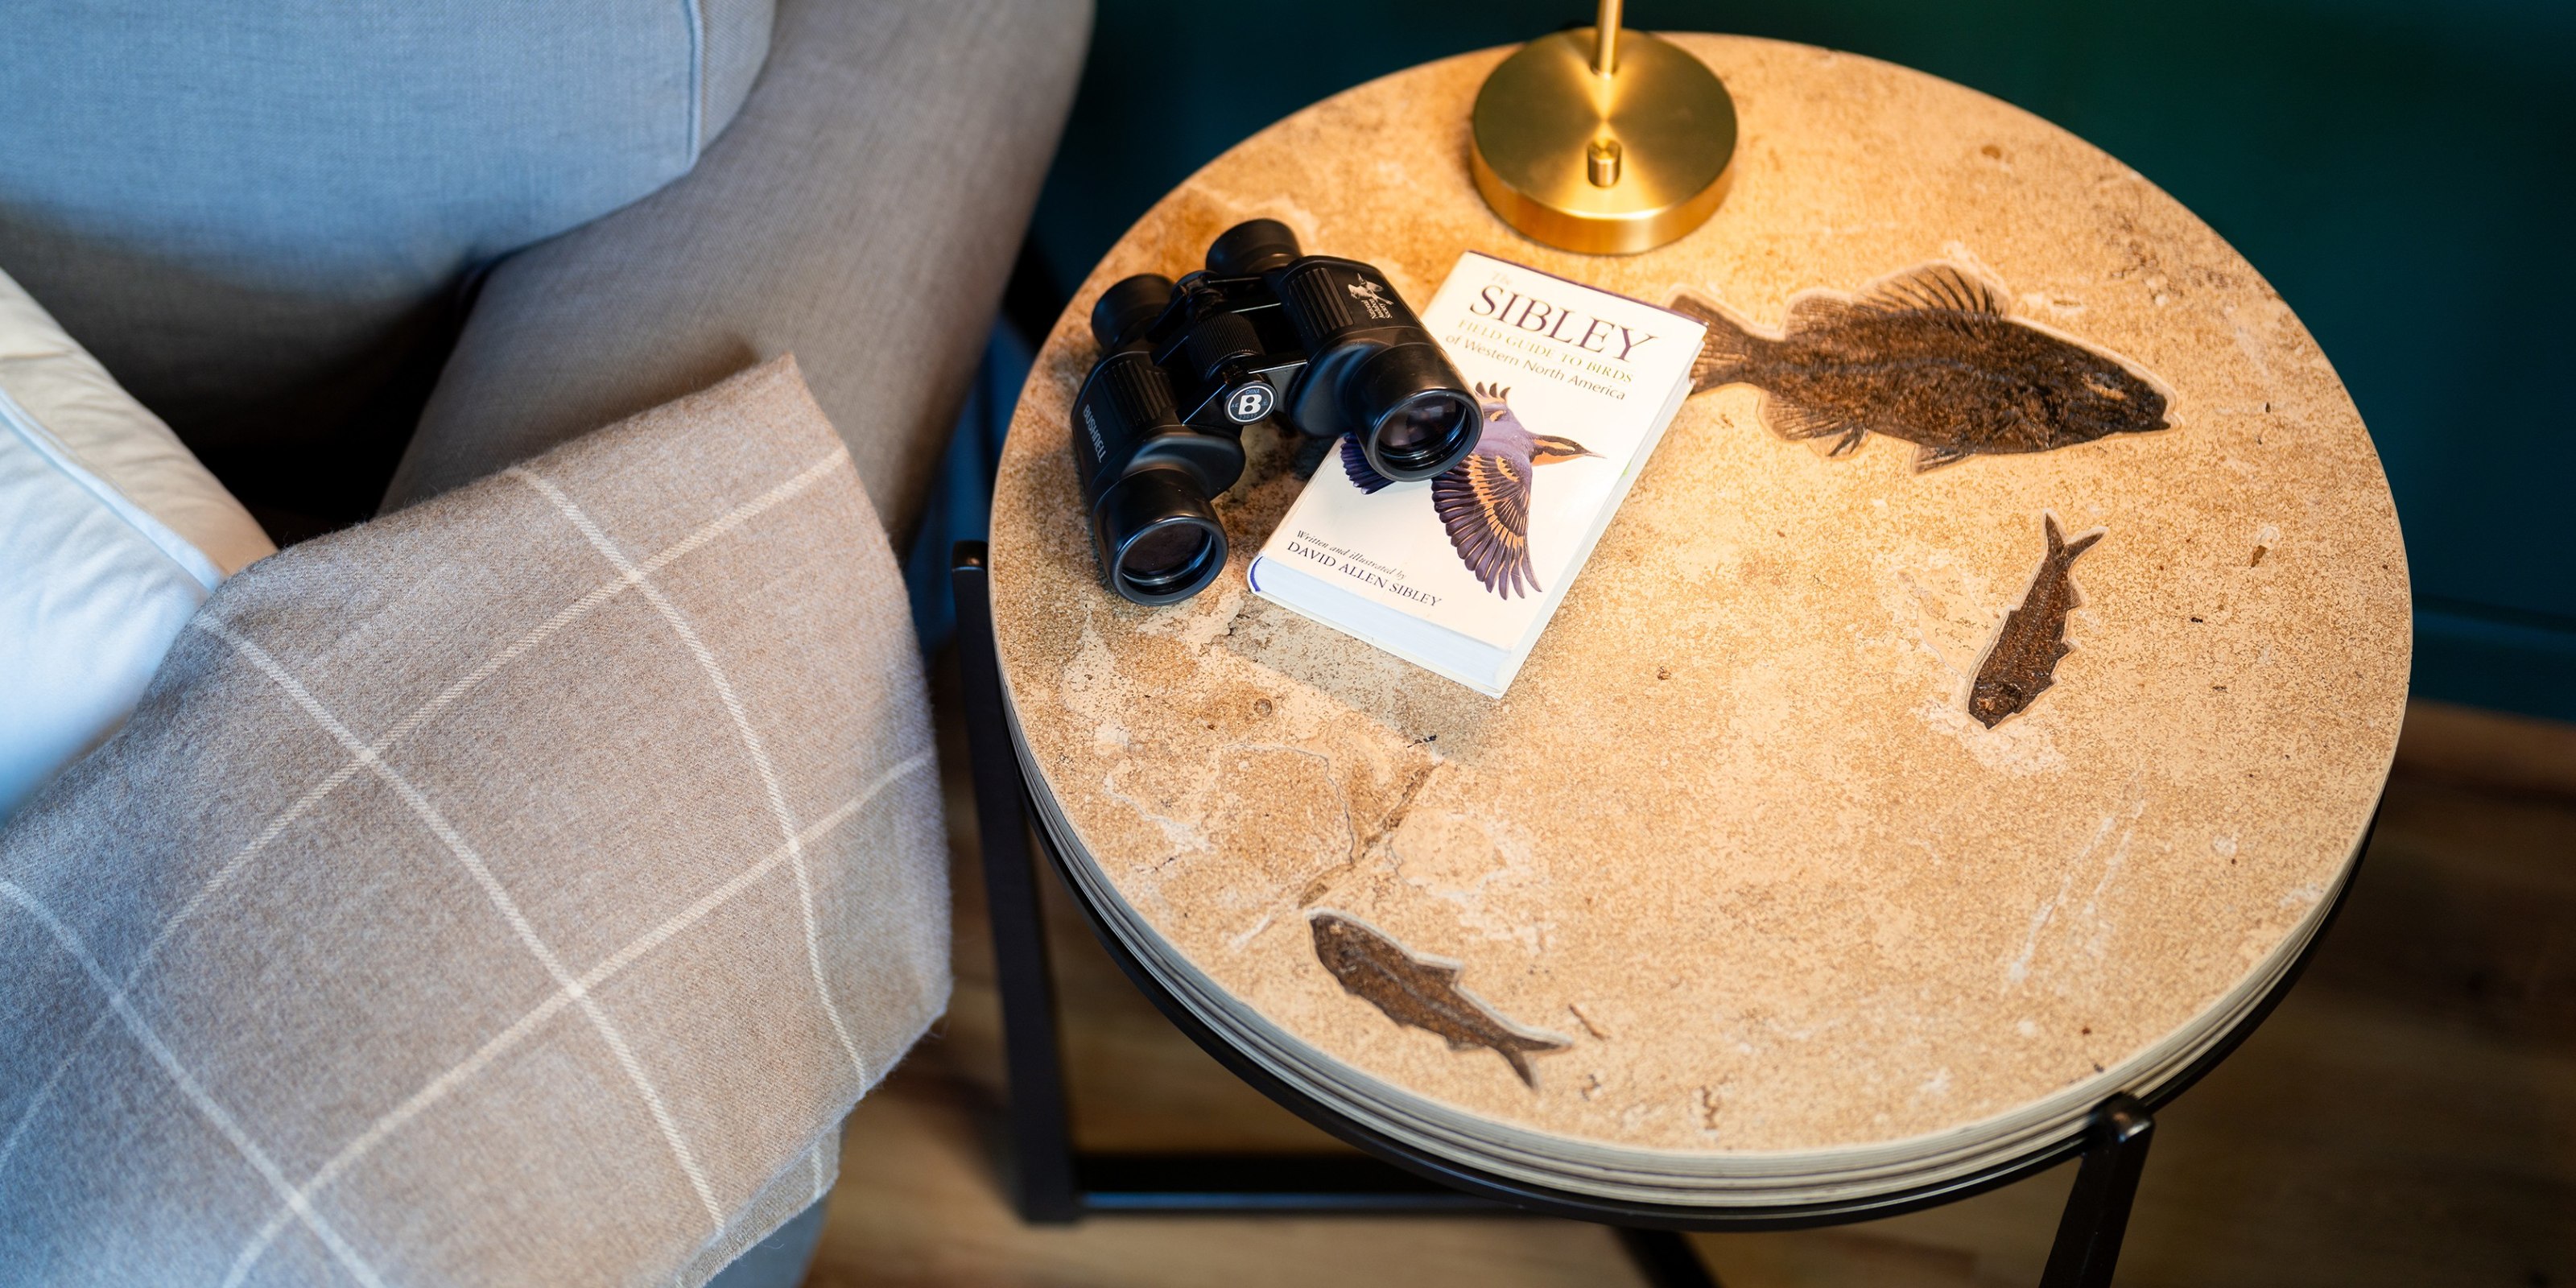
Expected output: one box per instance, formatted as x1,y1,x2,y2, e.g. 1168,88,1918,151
1971,513,2104,727
1308,912,1567,1088
1671,263,2173,471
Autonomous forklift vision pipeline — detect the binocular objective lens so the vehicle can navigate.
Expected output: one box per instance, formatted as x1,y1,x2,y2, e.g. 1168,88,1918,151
1336,342,1483,481
1121,522,1212,588
1093,469,1228,605
1372,391,1476,474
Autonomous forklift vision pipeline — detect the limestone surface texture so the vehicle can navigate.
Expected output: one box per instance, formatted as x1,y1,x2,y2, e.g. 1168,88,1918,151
988,37,2409,1174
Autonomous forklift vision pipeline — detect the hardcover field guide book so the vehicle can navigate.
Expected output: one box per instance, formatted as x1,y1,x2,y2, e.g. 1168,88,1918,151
1248,252,1706,696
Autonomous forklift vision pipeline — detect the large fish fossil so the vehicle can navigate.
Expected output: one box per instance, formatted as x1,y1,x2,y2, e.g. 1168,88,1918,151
1671,263,2173,470
1971,512,2104,727
1308,912,1568,1088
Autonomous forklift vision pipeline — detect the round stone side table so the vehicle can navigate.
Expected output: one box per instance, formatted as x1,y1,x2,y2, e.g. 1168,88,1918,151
959,34,2409,1288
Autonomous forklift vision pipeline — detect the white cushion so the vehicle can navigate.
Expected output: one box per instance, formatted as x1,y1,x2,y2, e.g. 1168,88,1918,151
0,270,273,576
0,267,273,818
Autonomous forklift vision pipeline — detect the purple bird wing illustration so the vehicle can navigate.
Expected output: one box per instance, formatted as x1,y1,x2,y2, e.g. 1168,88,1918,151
1434,451,1538,599
1339,434,1397,493
1338,384,1584,601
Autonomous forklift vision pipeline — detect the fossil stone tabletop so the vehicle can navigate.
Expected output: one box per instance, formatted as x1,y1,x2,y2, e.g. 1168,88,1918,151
986,36,2409,1162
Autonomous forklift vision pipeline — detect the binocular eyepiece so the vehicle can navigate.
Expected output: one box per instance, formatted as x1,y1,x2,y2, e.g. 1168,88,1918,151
1068,219,1482,605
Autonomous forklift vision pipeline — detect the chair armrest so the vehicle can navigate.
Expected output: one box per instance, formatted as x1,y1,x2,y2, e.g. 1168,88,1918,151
383,0,1092,539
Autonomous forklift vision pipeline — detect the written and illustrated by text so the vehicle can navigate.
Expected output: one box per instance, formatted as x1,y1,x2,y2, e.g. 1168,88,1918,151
1282,530,1442,609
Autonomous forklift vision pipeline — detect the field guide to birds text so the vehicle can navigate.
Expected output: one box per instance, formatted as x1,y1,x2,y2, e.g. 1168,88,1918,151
1249,252,1704,696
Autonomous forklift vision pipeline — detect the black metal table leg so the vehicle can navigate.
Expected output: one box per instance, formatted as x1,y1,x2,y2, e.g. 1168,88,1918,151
952,543,1510,1220
2039,1095,2155,1288
1618,1228,1724,1288
953,544,1081,1223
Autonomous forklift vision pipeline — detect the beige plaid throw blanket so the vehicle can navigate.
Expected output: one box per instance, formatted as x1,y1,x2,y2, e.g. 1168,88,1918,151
0,357,947,1286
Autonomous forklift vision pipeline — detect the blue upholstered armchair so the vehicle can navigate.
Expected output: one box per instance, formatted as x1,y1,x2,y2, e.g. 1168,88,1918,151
0,2,1088,1283
1,0,1085,548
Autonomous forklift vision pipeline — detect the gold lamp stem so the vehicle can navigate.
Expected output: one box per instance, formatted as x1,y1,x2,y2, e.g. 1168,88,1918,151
1593,0,1622,76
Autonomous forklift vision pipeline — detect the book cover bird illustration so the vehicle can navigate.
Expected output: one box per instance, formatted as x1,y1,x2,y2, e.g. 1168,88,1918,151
1336,384,1599,601
1250,253,1704,695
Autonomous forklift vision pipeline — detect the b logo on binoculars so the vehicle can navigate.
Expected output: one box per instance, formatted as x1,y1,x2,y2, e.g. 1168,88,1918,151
1224,382,1277,423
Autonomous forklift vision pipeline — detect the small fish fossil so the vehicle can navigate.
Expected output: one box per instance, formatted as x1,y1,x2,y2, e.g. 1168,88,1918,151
1671,263,2173,470
1308,912,1567,1088
1970,513,2104,727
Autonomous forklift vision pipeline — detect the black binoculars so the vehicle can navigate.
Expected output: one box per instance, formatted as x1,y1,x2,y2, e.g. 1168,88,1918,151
1068,219,1483,605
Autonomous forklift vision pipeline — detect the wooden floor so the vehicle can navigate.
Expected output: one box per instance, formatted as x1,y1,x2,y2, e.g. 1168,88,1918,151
805,664,2576,1288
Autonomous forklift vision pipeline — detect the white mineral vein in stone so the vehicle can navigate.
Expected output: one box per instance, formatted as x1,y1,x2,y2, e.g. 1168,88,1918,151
2006,812,2116,985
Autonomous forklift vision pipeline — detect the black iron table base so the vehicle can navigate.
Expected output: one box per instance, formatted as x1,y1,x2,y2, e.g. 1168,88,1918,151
952,543,2347,1288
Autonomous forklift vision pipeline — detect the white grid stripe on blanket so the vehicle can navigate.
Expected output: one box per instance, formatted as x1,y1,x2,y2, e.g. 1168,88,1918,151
510,464,873,1084
0,357,947,1287
0,448,852,1187
217,750,934,1286
0,879,389,1288
198,621,731,1232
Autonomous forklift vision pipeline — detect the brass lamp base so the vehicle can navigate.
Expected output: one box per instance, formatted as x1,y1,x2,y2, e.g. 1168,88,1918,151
1470,27,1737,255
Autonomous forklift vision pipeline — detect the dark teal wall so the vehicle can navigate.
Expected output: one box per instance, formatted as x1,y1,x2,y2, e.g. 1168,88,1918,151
1023,1,2576,720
